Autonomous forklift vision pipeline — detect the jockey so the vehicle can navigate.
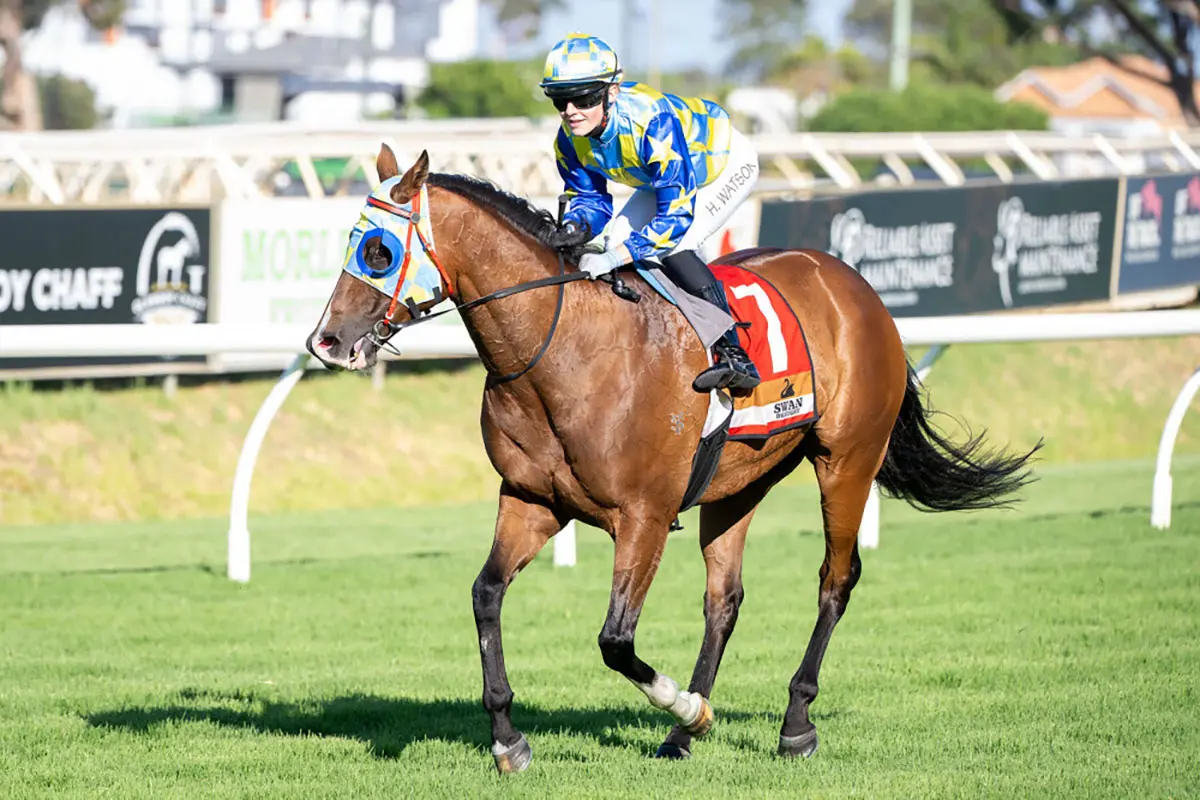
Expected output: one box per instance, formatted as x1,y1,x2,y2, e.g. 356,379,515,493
540,33,761,393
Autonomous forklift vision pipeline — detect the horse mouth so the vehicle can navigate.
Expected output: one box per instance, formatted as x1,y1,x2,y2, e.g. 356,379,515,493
312,333,377,371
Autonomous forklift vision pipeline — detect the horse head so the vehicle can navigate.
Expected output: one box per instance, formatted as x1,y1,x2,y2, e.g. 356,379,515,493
307,144,441,371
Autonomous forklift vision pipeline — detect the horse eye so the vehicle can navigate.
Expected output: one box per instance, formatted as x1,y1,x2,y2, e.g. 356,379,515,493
364,235,393,268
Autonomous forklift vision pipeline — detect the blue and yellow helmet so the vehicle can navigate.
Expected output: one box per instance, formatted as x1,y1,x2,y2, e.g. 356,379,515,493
540,34,622,98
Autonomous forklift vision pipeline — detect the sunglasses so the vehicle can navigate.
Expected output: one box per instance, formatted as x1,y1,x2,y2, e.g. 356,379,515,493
551,87,607,113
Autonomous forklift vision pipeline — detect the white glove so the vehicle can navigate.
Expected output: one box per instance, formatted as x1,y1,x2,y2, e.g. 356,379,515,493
579,249,624,279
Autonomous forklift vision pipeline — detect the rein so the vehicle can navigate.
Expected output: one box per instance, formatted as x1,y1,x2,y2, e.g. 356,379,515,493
364,190,590,385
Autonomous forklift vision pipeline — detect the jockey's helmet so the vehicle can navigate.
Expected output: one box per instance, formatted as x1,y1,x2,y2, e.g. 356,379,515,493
540,34,622,100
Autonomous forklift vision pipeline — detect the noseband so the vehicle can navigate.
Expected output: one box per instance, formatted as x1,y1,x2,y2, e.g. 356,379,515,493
363,188,590,385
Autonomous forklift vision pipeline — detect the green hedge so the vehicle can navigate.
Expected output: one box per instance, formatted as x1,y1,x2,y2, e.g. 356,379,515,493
809,82,1048,132
416,59,550,120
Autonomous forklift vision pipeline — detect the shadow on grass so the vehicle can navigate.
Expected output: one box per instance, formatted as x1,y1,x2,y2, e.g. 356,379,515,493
83,688,824,760
7,551,454,579
2,562,231,579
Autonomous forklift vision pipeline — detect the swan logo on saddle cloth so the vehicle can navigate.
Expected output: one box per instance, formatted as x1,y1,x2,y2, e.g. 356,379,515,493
711,264,818,439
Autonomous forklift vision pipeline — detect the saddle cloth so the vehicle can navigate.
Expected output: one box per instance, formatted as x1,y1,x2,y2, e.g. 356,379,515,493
711,263,818,439
633,262,819,441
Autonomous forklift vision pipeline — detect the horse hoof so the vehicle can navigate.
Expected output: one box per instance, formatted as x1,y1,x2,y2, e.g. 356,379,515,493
777,727,818,759
654,742,692,760
684,695,714,738
492,734,533,774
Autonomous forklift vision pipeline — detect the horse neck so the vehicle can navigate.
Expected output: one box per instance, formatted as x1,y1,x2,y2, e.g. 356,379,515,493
428,188,565,379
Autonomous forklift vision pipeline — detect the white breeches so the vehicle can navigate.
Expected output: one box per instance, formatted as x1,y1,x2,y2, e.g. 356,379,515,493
603,127,760,257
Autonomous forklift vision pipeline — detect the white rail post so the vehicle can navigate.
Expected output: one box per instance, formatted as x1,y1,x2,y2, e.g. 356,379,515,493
1151,366,1200,530
227,353,310,582
858,486,882,549
859,344,951,549
914,344,949,383
553,520,577,567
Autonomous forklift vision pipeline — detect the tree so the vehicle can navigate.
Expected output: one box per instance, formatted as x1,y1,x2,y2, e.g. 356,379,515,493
1,0,48,130
992,1,1200,126
0,0,124,131
417,59,549,119
808,82,1049,132
77,0,121,28
763,34,884,95
484,0,564,41
719,0,809,81
38,72,98,129
845,0,1082,88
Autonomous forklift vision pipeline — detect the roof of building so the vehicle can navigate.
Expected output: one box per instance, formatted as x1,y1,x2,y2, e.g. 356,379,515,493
205,33,422,76
996,55,1196,127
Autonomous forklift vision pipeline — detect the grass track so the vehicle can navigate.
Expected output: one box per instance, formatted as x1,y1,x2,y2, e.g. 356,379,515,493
7,336,1200,526
2,460,1199,798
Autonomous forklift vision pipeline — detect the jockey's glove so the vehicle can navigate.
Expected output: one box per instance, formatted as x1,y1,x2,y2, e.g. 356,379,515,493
579,248,624,279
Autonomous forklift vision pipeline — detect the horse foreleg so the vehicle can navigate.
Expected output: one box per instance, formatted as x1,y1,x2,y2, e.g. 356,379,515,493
655,492,758,759
472,483,562,774
778,455,873,759
598,515,714,740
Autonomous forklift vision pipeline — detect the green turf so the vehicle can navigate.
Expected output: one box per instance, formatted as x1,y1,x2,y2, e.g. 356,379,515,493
1,459,1198,798
6,335,1200,526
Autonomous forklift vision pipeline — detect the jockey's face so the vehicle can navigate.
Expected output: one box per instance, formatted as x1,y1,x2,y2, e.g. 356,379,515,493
557,84,620,137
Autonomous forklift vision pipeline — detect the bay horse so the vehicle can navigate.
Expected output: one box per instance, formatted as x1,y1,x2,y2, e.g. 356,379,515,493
307,145,1038,773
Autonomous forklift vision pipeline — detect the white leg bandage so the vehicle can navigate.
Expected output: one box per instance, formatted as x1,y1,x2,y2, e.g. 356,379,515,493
633,672,704,728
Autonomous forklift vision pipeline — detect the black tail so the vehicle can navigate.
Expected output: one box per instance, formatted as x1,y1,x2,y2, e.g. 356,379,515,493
875,366,1042,513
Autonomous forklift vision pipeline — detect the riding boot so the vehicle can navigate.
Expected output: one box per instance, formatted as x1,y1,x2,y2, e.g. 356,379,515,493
691,282,762,392
659,249,761,393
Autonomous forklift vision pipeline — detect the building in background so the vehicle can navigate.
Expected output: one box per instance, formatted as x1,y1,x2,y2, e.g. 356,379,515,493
995,55,1194,138
21,0,481,127
995,55,1199,175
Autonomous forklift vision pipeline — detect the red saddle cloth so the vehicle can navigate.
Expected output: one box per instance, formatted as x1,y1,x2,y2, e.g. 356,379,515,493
710,263,819,440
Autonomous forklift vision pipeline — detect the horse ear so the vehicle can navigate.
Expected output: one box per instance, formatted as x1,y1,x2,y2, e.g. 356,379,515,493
391,150,431,205
376,143,400,182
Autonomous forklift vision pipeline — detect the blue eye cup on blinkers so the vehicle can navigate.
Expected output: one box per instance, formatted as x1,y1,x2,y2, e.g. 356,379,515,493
355,227,406,279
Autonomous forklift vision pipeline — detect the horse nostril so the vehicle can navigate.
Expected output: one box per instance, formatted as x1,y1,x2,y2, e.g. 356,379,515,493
318,334,339,351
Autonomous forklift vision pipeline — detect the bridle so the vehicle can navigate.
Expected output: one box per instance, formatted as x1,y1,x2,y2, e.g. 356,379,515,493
363,188,590,385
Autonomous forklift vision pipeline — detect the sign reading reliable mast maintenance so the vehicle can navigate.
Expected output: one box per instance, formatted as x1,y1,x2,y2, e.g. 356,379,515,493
0,207,211,369
758,178,1117,316
759,186,960,315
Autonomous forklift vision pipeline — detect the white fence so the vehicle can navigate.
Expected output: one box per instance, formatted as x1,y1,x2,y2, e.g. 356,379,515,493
6,122,1200,203
3,310,1199,581
0,322,474,359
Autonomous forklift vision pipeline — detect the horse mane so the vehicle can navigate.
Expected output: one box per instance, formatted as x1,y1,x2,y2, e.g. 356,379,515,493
427,172,595,264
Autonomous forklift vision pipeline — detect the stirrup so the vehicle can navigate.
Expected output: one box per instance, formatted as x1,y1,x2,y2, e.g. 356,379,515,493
693,345,760,392
693,362,734,393
718,342,760,388
724,361,761,390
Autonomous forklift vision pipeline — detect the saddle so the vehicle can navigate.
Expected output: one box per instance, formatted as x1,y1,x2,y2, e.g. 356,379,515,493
605,260,820,516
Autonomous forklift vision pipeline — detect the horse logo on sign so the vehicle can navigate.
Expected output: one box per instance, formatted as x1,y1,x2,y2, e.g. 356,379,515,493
133,212,208,324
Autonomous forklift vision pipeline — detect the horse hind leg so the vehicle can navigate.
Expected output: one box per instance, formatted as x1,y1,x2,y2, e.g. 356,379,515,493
777,443,879,758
